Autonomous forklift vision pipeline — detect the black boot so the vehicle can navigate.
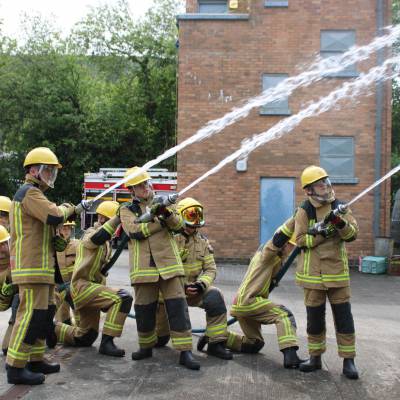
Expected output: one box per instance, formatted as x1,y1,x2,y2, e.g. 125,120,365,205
7,364,45,385
131,347,153,360
155,335,170,348
299,355,322,372
281,347,304,369
207,342,233,360
197,335,209,352
179,351,200,370
241,339,265,354
26,360,60,375
343,358,359,380
99,334,125,357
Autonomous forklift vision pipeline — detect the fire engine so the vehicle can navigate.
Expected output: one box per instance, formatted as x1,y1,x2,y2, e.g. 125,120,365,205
81,168,177,231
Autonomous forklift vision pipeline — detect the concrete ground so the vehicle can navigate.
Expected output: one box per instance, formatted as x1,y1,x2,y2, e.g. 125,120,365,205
0,250,399,400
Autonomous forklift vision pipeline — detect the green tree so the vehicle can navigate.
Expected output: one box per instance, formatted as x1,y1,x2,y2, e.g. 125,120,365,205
0,0,183,203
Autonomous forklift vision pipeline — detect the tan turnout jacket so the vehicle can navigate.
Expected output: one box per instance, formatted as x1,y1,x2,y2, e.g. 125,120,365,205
70,217,119,310
230,217,295,315
175,231,216,289
56,239,78,283
120,199,184,284
294,197,358,289
10,175,75,285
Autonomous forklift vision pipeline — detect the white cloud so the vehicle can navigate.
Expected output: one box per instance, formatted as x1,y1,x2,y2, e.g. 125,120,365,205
0,0,154,37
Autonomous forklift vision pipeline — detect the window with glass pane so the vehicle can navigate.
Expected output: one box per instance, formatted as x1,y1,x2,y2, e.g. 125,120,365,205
265,1,289,7
320,136,356,182
198,0,228,13
260,74,291,115
320,30,357,77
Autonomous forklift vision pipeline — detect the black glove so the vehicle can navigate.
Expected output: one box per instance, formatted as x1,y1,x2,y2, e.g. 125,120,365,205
307,221,336,238
53,235,69,252
324,211,346,229
190,281,206,294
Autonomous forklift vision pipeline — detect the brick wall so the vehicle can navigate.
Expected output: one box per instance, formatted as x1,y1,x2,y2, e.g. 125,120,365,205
177,0,392,262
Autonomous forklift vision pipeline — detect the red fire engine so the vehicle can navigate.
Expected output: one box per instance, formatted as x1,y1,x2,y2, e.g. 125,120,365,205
82,168,177,231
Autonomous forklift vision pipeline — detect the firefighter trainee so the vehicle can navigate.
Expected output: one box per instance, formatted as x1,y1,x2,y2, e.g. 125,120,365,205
155,197,232,360
55,201,133,357
295,165,359,379
219,217,304,368
5,147,79,385
119,167,200,370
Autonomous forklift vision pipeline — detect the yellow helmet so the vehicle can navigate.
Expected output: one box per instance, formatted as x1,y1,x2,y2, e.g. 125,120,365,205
300,165,329,188
0,196,12,213
177,197,205,227
0,225,10,244
63,221,76,227
124,166,151,187
96,201,119,219
23,147,62,168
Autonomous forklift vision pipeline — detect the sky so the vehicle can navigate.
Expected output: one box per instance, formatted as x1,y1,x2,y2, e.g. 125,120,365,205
0,0,154,37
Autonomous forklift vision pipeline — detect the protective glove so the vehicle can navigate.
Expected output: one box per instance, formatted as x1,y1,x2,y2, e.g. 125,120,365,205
53,235,69,252
75,200,93,215
324,211,346,229
185,281,205,296
179,248,190,262
1,282,15,297
307,221,336,238
56,282,70,293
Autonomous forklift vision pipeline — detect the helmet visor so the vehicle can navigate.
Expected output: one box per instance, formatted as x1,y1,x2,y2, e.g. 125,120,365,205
310,177,334,202
182,206,204,227
39,164,58,188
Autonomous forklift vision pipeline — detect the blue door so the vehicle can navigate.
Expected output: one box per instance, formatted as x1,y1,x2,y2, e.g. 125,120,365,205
260,178,295,244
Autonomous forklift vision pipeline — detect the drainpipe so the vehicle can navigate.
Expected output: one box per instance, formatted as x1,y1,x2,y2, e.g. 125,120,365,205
374,0,385,237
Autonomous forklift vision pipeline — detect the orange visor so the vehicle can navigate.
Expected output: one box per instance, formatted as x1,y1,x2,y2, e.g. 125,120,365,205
181,206,205,227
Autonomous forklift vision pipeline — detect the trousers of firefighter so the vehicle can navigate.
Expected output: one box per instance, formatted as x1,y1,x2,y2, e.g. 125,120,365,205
0,161,360,385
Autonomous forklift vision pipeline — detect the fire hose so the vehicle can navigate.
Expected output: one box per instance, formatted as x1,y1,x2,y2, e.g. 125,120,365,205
126,246,302,333
78,164,400,333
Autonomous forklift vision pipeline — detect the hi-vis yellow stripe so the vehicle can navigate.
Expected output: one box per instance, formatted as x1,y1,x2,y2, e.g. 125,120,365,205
10,289,33,353
14,202,23,269
42,224,50,270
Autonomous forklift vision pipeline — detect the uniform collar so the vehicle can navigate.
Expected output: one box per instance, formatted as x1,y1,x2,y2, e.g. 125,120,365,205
25,173,48,192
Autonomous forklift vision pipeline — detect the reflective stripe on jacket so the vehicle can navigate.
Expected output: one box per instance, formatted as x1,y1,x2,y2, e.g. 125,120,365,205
10,175,75,285
175,232,216,289
120,200,184,284
294,197,358,289
71,217,118,310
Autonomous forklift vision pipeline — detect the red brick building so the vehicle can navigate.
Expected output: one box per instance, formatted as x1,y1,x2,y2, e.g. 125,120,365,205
177,0,392,262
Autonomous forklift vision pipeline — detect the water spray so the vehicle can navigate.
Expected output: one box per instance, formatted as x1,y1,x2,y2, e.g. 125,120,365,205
309,164,400,236
178,55,400,196
79,25,400,208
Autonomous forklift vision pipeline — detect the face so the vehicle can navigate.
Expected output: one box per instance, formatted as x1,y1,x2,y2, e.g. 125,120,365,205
305,177,333,203
0,241,9,255
59,225,73,240
184,226,197,236
0,213,9,228
97,214,108,225
29,164,58,188
132,180,153,200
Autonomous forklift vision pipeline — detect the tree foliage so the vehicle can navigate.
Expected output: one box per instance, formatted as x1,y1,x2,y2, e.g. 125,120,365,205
0,0,183,203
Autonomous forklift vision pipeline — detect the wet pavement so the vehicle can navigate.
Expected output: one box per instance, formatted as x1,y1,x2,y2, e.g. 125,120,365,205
0,250,399,400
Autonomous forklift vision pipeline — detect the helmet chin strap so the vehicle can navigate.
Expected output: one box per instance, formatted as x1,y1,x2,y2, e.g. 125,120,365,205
311,189,335,205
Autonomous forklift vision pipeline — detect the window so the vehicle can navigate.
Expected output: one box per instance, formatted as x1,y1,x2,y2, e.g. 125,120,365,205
198,0,228,13
265,1,289,7
260,74,291,116
320,136,358,183
320,30,357,77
